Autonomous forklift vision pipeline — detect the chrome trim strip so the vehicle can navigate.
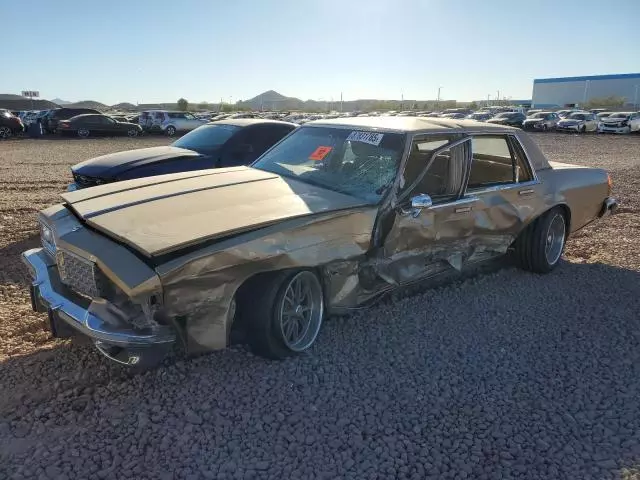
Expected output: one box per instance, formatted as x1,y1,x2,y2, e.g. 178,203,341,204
22,248,175,347
465,179,541,196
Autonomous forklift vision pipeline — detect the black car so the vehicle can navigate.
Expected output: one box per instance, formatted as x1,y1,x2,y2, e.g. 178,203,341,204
68,119,297,190
58,114,143,138
44,107,101,133
486,112,526,128
0,110,25,139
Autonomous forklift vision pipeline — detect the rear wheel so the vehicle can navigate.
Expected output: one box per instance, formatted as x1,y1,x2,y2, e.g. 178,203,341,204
127,128,138,137
241,270,324,359
542,124,548,131
515,208,567,273
579,125,586,134
165,125,177,137
77,128,90,138
0,126,12,139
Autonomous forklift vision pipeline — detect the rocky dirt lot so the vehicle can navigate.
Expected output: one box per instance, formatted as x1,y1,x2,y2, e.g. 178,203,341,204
0,133,639,479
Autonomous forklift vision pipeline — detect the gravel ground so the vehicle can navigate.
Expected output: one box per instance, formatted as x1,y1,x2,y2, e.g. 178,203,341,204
1,133,639,479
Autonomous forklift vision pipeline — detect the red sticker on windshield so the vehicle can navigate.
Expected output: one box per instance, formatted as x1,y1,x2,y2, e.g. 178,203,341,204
309,146,333,161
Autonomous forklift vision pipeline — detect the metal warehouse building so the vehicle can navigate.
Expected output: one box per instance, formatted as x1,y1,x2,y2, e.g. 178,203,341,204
532,73,640,109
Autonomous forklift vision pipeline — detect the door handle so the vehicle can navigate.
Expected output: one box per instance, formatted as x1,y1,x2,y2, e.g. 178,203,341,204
455,206,472,213
518,189,535,196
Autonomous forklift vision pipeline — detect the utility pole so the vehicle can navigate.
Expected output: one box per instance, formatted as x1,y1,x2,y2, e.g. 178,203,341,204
582,80,590,105
437,86,442,109
401,93,404,110
340,92,343,112
496,90,500,103
487,94,491,106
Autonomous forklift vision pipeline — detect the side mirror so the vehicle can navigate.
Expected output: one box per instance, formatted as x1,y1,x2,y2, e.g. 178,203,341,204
410,193,432,217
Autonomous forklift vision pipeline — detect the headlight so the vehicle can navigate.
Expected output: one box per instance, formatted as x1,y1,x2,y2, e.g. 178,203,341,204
40,222,56,255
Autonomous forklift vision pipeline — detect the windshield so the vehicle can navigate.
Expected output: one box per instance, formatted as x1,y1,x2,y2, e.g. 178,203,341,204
172,123,240,149
608,113,630,119
528,112,546,119
253,126,406,203
568,113,587,120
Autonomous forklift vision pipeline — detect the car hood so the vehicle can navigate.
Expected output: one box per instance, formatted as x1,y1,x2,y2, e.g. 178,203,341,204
71,146,203,178
601,117,628,123
60,166,368,257
558,119,582,125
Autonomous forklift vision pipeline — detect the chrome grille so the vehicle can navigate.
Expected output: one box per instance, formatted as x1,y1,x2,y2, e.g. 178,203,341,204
56,249,109,298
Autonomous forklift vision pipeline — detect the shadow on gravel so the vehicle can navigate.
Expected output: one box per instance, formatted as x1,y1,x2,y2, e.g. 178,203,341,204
1,260,640,478
0,234,39,284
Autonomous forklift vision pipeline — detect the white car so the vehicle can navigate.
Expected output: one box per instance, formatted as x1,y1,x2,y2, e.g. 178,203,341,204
139,110,206,136
598,112,640,134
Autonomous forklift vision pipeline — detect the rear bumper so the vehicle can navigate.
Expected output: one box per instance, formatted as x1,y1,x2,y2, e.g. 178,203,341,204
22,248,175,366
599,197,618,217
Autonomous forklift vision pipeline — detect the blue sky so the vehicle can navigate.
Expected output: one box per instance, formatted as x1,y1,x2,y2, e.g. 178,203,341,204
3,0,639,104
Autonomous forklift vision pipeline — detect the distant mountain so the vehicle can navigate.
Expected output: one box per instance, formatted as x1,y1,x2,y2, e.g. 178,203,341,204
111,102,137,110
0,94,59,110
240,90,304,110
51,98,71,105
64,100,110,111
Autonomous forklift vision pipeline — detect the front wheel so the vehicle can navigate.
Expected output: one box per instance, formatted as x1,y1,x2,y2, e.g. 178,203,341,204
165,125,176,137
77,128,90,138
242,270,324,359
514,208,567,273
0,126,12,139
127,128,139,137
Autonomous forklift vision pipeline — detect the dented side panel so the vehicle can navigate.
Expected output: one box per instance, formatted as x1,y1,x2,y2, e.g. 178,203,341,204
157,208,379,353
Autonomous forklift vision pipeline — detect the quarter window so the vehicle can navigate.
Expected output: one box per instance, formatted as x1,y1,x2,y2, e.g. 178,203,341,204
467,135,532,190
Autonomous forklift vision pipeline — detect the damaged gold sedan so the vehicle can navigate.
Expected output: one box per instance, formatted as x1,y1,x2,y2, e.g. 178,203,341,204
23,117,618,367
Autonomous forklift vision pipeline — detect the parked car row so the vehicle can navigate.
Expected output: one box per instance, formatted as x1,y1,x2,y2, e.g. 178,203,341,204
3,105,639,140
23,115,619,368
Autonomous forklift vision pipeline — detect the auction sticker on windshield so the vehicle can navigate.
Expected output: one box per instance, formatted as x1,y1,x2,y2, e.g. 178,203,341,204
309,146,333,161
346,131,384,146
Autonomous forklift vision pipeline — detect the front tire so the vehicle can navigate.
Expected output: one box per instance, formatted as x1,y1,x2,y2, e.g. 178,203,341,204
77,128,90,138
0,126,12,139
127,128,138,137
242,270,324,359
515,208,567,273
165,125,177,137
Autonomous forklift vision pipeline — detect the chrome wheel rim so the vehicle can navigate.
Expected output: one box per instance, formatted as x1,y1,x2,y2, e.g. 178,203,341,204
166,127,175,136
0,126,11,138
128,129,138,137
545,213,565,265
278,271,323,352
78,128,89,138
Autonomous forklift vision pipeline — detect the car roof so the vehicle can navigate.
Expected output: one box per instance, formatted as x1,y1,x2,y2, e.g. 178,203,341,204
211,118,297,128
305,116,520,133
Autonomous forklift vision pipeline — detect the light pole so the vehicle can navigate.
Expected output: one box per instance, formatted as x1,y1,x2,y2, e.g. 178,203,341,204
634,84,639,110
437,86,442,109
582,80,590,106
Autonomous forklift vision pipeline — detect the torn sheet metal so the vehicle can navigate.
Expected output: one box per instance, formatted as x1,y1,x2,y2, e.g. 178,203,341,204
157,207,379,353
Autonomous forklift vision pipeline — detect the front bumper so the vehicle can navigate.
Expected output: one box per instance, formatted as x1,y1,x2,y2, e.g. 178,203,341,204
556,124,581,132
67,183,78,192
599,197,618,217
599,125,630,134
22,248,175,366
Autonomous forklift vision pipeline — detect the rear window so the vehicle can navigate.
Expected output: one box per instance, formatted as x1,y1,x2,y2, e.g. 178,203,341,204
172,124,241,149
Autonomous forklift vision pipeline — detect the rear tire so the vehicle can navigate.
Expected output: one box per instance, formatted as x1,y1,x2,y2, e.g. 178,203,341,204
127,128,138,137
165,125,177,137
240,270,324,359
77,128,90,138
515,207,567,274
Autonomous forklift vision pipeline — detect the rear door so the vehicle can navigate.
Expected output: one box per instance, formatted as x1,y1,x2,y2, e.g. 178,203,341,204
460,134,543,252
